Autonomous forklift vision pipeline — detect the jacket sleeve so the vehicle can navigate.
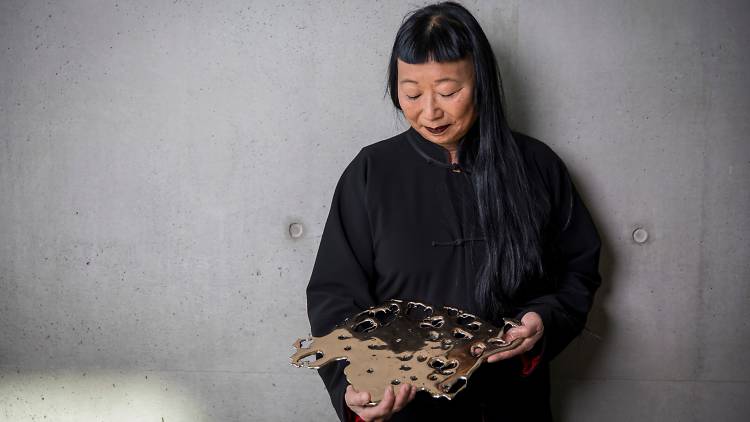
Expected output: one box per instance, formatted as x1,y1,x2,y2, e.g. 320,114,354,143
306,149,378,422
514,149,602,365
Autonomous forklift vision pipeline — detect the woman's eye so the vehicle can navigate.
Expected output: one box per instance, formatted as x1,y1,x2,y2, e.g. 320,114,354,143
440,91,458,98
406,94,421,100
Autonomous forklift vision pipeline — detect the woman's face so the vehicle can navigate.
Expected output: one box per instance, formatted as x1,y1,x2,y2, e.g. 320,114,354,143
397,57,478,149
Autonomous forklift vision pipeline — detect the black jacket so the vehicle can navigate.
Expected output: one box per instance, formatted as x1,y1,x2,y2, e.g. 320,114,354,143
305,125,602,421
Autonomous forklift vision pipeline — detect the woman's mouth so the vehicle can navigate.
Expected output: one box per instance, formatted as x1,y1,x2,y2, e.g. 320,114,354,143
426,124,450,135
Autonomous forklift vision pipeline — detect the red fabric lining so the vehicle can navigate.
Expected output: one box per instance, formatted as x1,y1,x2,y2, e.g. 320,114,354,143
520,340,545,376
520,351,542,376
344,403,364,422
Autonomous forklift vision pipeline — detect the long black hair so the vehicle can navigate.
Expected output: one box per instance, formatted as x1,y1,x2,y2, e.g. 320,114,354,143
385,2,551,320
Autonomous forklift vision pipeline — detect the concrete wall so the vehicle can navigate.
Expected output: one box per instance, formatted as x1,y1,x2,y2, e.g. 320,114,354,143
1,1,747,420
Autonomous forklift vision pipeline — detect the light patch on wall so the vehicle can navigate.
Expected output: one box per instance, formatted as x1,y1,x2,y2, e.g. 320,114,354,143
0,369,205,422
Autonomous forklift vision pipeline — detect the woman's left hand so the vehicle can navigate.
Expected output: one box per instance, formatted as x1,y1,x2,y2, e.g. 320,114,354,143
486,311,544,363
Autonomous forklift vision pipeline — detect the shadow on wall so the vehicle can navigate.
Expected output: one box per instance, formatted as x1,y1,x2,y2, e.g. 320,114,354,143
548,172,617,420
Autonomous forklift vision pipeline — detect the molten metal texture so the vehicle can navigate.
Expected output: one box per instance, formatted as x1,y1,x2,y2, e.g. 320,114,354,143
290,300,522,404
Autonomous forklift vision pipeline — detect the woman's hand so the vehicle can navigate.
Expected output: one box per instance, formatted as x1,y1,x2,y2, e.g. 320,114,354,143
345,383,416,422
486,311,544,363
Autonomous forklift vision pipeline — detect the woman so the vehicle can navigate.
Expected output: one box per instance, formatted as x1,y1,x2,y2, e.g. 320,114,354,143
305,2,602,421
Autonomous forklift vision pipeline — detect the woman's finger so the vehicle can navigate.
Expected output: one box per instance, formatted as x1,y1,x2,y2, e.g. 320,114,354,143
347,384,418,420
505,312,544,342
357,385,396,420
503,325,532,342
345,385,372,407
391,383,413,413
519,312,544,337
486,335,537,363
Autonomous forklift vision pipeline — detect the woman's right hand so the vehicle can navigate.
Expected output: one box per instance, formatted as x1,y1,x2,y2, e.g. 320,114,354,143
345,383,416,422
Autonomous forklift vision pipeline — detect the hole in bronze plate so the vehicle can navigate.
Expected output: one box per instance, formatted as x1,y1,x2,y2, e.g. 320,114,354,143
428,357,446,370
405,302,433,320
416,355,427,362
456,313,476,325
337,335,351,340
366,368,374,373
452,328,472,339
427,359,458,374
391,379,401,385
372,307,397,326
444,307,459,316
466,322,481,331
353,318,377,333
399,365,411,371
410,375,418,381
420,317,445,329
344,346,351,351
428,374,438,381
397,354,413,361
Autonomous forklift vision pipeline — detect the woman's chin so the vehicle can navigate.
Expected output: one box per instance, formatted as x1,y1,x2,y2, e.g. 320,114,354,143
420,129,459,146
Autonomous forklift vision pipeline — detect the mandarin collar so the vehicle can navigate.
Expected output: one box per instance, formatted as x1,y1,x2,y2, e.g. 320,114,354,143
405,123,478,173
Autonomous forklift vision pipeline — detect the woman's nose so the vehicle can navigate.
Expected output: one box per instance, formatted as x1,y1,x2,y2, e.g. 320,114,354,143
423,94,443,120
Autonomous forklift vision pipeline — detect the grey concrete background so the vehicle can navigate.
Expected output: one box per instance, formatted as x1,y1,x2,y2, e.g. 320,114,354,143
1,0,748,421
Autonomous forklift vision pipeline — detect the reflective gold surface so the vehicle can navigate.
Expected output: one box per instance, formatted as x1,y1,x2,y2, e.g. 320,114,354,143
290,300,522,404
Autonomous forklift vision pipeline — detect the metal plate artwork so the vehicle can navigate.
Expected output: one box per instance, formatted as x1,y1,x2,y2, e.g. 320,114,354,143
290,299,522,404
